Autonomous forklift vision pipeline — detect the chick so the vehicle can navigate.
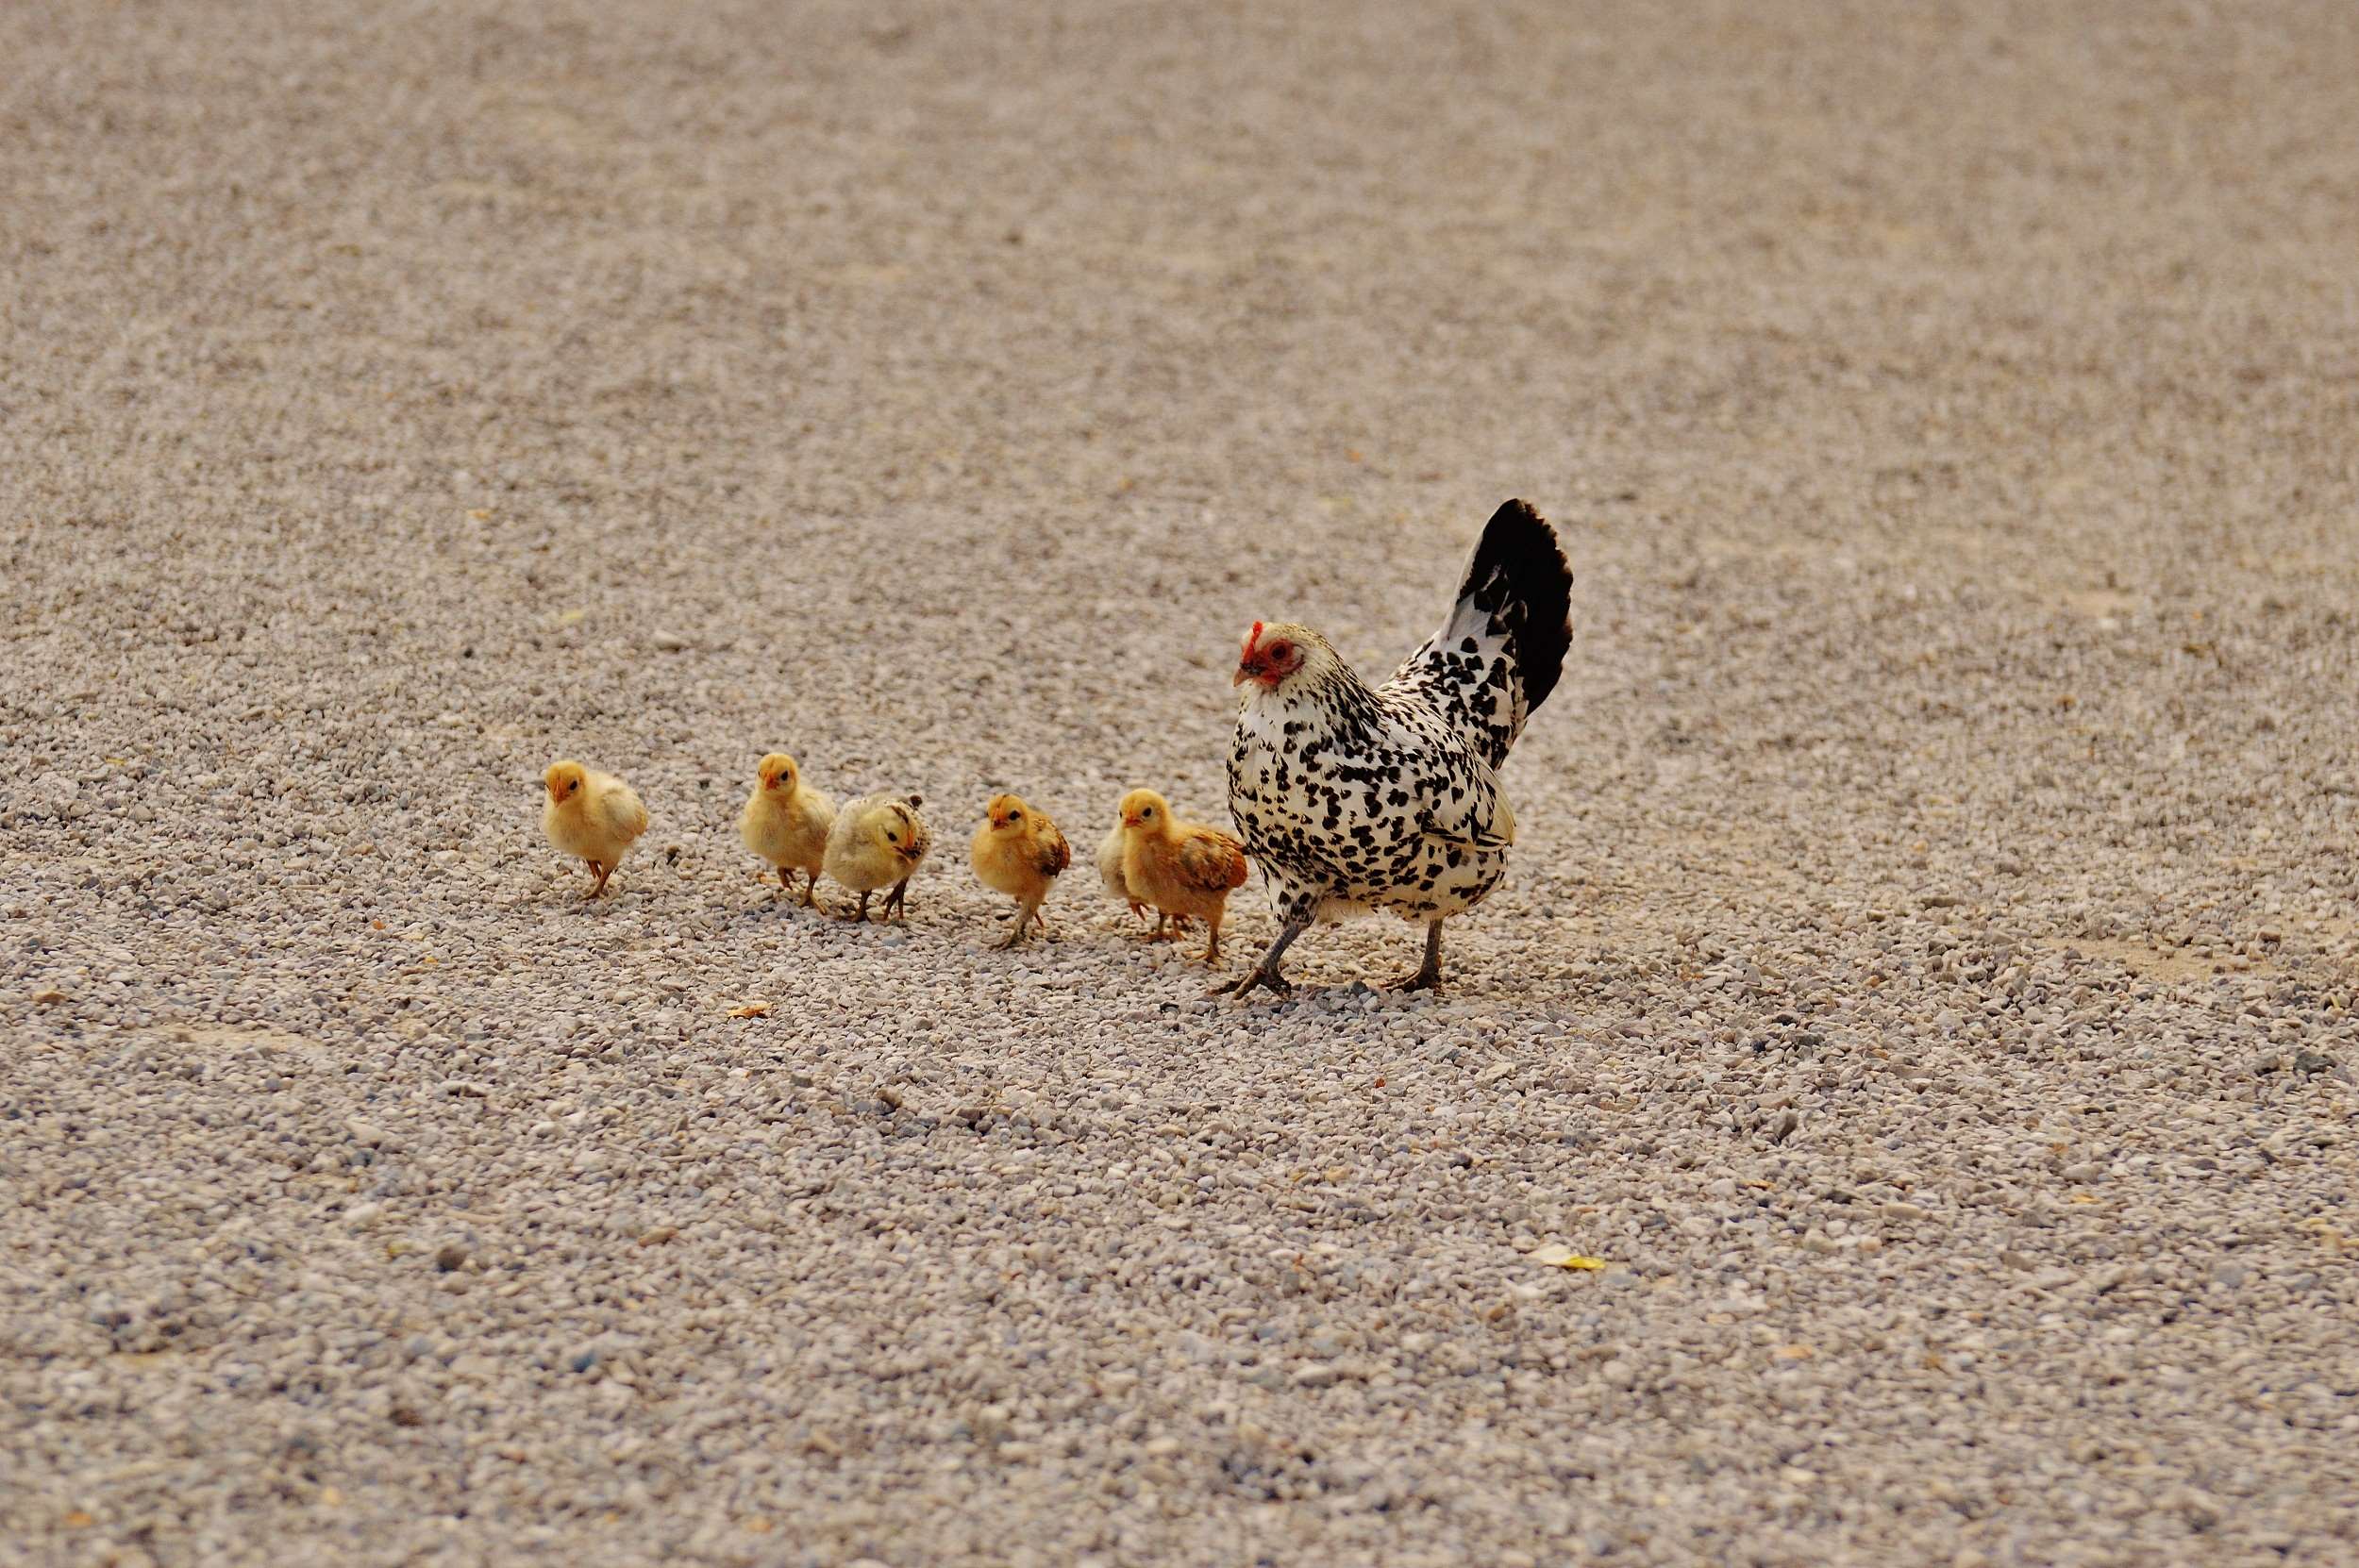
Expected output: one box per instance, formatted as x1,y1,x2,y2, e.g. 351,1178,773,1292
822,792,930,921
1097,818,1190,941
1096,824,1146,926
971,793,1071,947
740,752,836,905
1115,789,1249,963
542,759,649,899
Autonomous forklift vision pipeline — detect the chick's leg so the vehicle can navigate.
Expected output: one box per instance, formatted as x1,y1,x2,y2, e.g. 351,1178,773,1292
1201,906,1226,965
778,867,793,894
839,890,871,923
883,879,909,922
586,859,611,898
1387,918,1447,993
995,897,1031,949
1214,907,1313,999
801,871,818,908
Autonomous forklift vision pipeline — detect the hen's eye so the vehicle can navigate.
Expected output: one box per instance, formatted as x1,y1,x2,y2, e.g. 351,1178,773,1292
1270,642,1292,659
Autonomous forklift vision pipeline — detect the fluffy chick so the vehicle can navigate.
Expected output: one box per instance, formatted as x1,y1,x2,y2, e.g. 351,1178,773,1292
1097,819,1193,941
740,752,835,905
1116,789,1249,963
971,793,1070,947
1096,824,1146,926
822,793,930,922
542,760,649,899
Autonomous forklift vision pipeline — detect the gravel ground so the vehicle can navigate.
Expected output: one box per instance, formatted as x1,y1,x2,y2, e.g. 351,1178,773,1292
6,2,2358,1564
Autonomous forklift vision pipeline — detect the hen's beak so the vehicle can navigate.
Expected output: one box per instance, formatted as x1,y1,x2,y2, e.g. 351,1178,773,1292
1230,662,1254,688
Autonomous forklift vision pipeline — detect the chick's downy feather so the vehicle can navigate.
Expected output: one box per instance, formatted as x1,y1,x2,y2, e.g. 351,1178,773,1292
823,793,929,920
971,794,1069,945
1096,825,1145,921
1116,789,1247,961
741,752,834,900
542,760,649,897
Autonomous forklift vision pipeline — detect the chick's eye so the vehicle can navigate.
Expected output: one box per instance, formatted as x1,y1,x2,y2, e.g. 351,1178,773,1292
1008,810,1021,822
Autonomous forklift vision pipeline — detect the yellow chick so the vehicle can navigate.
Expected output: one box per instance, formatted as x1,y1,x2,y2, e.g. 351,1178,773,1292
1098,818,1190,941
971,794,1071,947
542,759,649,899
822,793,930,922
740,752,836,905
1097,823,1146,926
1116,789,1249,963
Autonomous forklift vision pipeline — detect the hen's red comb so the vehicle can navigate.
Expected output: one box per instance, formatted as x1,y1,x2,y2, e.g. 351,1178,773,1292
1244,621,1264,654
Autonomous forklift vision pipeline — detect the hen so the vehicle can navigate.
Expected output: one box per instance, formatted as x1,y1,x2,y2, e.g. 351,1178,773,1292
1219,498,1573,997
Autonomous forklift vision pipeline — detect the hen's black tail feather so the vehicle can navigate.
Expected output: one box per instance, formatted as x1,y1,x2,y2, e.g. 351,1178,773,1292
1457,498,1574,716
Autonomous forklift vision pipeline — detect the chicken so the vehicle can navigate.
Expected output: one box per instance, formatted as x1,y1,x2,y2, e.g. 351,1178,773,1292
1096,824,1144,926
1115,789,1248,963
1219,498,1573,997
1097,817,1189,941
542,759,649,899
739,752,835,905
822,793,930,921
970,793,1071,947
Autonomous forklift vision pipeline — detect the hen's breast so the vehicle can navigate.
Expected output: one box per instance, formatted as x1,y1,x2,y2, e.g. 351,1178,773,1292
1230,688,1509,918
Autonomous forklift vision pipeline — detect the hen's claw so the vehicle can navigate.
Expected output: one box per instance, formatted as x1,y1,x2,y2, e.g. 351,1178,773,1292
1213,966,1292,1000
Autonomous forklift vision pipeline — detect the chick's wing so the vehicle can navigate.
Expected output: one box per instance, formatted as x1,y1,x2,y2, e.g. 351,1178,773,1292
1036,824,1072,877
1175,829,1247,892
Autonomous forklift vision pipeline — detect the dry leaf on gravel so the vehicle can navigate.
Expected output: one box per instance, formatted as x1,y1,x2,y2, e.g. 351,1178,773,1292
1531,1244,1608,1270
725,1003,769,1018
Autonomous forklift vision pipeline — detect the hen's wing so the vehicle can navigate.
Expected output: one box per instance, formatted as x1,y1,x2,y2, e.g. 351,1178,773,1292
1175,828,1248,892
1414,751,1515,851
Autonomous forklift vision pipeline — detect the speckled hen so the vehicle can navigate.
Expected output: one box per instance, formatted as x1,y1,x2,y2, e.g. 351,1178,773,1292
1220,499,1573,997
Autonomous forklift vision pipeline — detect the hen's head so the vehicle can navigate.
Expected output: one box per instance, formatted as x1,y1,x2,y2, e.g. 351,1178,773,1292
1232,621,1325,692
757,753,799,792
544,759,588,806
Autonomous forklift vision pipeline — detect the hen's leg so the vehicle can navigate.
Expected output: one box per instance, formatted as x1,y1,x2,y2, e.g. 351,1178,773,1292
1387,919,1447,993
1215,902,1313,999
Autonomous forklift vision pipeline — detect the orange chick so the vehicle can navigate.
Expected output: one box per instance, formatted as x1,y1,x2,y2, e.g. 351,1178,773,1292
1115,788,1249,964
970,793,1071,947
542,759,649,898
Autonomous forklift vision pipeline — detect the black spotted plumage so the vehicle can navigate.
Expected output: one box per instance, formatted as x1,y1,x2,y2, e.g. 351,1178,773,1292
1220,500,1573,993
